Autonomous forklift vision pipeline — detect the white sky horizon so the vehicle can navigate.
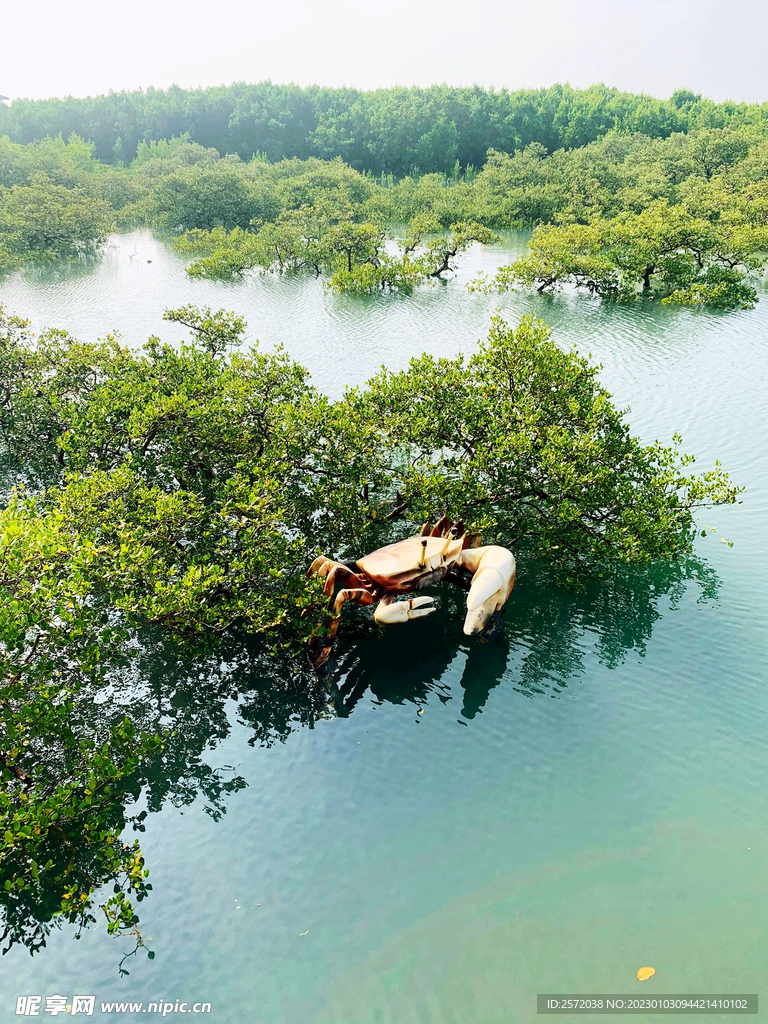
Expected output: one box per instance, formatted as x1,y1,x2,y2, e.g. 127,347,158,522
3,0,767,105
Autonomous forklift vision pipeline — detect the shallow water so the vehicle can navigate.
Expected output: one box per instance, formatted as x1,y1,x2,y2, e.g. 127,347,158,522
1,235,767,1023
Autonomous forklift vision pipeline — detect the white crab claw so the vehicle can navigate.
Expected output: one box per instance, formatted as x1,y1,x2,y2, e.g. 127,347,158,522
374,596,436,625
467,566,505,611
407,596,437,620
462,547,516,636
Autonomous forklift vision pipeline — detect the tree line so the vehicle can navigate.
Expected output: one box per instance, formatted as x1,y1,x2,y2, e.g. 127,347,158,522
2,82,768,175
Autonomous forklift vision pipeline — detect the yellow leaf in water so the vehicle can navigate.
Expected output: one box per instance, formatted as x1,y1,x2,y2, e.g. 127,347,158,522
637,967,656,982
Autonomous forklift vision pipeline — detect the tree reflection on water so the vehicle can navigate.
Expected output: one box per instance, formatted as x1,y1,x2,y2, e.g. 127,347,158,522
330,551,719,715
0,551,719,961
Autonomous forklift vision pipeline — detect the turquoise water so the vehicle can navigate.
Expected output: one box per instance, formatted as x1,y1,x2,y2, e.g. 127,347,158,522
1,234,767,1023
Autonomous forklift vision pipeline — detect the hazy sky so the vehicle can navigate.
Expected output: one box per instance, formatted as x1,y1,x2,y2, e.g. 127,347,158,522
3,0,767,103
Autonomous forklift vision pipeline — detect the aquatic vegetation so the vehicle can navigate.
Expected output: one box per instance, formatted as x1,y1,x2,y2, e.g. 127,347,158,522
473,200,768,309
0,174,112,272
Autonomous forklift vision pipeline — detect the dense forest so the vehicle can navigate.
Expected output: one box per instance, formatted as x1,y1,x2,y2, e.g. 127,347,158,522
2,82,768,174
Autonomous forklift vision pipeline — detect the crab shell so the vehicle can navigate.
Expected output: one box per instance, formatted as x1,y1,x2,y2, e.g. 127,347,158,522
355,535,466,593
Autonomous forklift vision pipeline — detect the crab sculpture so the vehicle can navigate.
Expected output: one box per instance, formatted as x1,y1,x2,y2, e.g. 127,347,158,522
307,516,516,669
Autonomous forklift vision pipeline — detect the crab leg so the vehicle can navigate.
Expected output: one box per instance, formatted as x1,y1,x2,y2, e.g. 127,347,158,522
374,594,436,625
309,587,376,669
307,555,351,580
457,546,516,636
321,564,367,598
324,587,375,647
429,515,452,537
307,555,369,598
309,557,348,581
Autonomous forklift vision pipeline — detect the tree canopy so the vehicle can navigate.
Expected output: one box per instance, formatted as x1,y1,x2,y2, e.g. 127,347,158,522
2,82,768,172
475,199,768,308
0,173,112,272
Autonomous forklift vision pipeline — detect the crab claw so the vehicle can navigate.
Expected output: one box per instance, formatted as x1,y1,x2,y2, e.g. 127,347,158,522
374,596,436,625
462,547,516,636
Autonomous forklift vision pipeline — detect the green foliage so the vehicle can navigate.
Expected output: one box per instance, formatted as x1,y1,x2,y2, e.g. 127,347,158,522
157,124,767,308
0,174,112,271
416,221,498,278
4,81,768,170
162,304,247,353
145,163,279,230
662,266,758,309
367,172,471,226
1,105,767,310
478,199,768,308
329,219,499,294
671,90,702,110
349,314,740,578
328,255,423,295
0,134,98,189
179,206,498,293
2,302,741,574
132,133,220,168
0,476,159,953
2,303,741,610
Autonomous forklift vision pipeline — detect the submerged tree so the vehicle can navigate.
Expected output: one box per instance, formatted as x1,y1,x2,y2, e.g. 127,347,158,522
179,211,498,295
1,118,767,312
0,174,112,271
348,314,740,577
474,198,768,309
1,302,740,602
